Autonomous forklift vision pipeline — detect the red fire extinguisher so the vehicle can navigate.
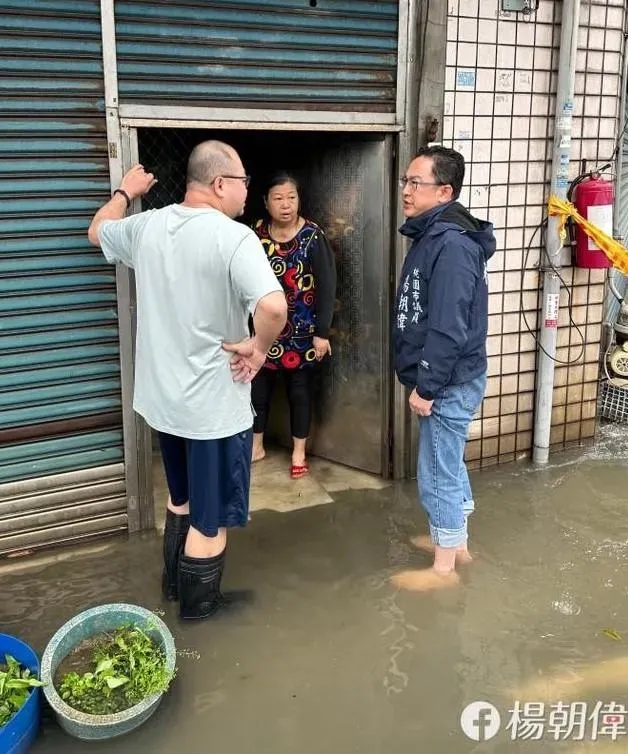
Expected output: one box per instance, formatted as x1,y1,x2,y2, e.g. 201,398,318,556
573,174,614,269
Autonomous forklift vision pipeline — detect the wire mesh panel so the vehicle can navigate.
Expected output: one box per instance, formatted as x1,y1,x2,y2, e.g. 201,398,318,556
139,129,191,209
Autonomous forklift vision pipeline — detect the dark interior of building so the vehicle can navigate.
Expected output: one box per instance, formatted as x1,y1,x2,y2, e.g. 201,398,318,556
138,128,394,475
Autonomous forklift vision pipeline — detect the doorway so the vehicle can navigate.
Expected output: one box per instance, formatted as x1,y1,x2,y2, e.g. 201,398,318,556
136,128,394,476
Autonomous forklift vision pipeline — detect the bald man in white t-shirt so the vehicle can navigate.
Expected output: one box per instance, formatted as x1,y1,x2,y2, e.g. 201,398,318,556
88,141,286,620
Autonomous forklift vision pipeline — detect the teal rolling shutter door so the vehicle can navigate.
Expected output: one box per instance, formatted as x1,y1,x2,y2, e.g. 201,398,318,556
0,0,127,555
114,0,399,112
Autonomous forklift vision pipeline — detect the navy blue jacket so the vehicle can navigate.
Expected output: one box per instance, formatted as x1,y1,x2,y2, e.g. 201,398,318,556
393,201,496,399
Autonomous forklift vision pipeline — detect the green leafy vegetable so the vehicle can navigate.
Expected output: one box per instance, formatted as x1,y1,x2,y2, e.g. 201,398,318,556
59,625,173,715
0,654,44,727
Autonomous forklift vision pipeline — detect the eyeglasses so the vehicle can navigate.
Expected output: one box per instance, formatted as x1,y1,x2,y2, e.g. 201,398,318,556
218,175,251,188
399,176,443,190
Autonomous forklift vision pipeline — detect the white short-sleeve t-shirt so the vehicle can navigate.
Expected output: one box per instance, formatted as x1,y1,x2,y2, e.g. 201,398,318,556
98,205,281,440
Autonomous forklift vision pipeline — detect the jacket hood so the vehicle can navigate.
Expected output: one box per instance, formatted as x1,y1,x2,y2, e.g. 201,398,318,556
400,201,496,261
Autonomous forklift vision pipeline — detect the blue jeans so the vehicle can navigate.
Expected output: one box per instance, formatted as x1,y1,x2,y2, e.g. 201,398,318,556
417,373,487,549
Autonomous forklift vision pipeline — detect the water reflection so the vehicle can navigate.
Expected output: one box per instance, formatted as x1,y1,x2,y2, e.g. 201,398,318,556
1,429,626,753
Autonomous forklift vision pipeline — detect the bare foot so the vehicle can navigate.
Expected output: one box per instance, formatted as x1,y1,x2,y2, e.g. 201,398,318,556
455,549,473,565
410,535,474,565
391,568,460,592
252,447,266,463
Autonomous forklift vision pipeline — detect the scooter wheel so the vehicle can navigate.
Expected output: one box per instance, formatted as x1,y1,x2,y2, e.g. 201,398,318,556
610,348,628,377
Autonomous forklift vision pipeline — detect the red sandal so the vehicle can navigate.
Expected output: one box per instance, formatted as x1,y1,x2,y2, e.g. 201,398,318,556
290,463,309,479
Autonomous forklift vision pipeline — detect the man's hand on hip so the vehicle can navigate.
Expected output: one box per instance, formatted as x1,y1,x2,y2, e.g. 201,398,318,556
409,388,433,417
223,337,267,384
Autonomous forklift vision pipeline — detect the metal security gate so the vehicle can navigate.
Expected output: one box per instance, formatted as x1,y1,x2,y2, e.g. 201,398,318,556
0,0,127,555
298,136,392,473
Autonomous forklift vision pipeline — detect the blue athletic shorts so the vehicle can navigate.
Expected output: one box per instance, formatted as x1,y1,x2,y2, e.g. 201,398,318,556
158,429,253,537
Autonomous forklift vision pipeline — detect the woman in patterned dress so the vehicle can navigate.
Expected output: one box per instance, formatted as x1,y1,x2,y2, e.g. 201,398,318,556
251,171,336,478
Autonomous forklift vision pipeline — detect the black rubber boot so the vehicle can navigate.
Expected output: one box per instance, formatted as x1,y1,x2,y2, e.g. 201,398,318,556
162,510,190,601
178,550,226,620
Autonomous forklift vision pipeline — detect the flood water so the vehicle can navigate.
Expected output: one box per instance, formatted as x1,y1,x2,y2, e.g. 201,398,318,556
2,423,628,753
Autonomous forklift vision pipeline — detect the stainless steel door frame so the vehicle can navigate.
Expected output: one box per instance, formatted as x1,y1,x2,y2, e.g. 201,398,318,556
121,126,397,479
117,125,155,533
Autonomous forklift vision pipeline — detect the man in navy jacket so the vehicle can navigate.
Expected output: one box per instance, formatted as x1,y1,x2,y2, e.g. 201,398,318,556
392,146,495,592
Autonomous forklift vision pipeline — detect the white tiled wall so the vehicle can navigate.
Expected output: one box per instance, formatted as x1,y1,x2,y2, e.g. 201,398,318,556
443,0,626,467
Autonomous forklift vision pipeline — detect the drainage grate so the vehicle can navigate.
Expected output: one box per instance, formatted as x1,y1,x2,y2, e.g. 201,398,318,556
599,380,628,423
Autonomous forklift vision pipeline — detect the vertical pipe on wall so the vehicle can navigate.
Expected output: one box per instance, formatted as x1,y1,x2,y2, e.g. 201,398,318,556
605,29,628,330
613,31,628,243
532,0,581,465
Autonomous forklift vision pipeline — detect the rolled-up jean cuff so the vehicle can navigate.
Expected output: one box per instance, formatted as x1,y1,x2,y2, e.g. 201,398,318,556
429,524,467,549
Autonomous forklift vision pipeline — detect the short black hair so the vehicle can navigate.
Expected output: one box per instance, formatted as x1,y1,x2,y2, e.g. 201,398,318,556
417,146,465,200
264,170,299,198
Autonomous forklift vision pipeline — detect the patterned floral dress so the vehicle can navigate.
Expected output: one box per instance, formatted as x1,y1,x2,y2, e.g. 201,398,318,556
253,218,335,370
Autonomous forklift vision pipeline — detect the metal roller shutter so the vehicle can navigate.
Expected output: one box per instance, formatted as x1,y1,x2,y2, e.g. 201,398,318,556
114,0,399,112
0,0,127,556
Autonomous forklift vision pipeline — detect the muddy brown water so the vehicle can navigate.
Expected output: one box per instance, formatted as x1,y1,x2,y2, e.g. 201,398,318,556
53,636,101,689
52,635,130,715
2,425,628,753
